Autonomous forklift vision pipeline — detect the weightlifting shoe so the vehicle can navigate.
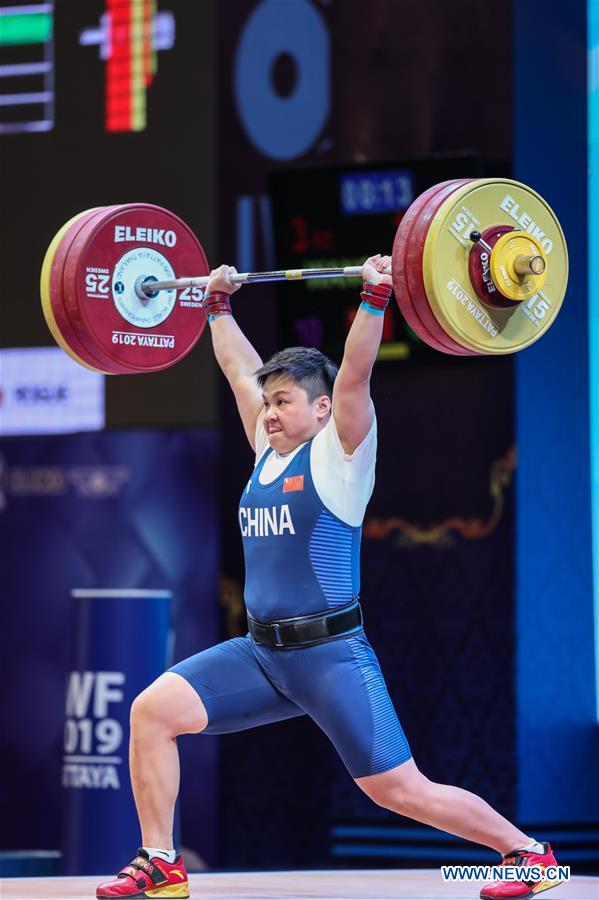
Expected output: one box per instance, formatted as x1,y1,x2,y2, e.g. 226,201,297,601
96,848,189,898
480,843,561,898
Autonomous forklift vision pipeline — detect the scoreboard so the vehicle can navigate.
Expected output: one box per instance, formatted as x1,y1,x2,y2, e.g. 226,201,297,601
270,156,484,363
0,1,216,429
0,1,55,133
0,0,176,134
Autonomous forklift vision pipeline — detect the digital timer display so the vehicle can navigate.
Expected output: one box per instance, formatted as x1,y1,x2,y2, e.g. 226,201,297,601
271,157,483,363
339,170,414,216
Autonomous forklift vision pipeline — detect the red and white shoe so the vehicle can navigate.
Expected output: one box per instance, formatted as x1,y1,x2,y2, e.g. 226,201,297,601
480,843,562,898
96,848,189,898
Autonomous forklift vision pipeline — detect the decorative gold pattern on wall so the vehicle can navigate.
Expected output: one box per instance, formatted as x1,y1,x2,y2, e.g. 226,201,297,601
363,447,516,546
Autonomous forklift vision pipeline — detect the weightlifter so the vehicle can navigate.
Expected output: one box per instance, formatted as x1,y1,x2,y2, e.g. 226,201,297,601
97,257,560,900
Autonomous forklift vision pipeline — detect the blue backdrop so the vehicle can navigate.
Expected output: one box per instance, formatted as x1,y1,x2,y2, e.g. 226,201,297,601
0,429,220,866
514,1,599,822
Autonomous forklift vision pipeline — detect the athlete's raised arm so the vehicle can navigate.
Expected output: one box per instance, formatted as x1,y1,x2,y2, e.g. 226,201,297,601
332,254,393,454
205,264,263,450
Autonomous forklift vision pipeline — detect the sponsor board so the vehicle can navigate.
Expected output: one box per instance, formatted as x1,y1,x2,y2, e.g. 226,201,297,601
0,347,104,436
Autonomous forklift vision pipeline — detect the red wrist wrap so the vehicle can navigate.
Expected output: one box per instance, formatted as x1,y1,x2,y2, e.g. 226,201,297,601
360,281,392,310
364,281,393,298
204,291,232,318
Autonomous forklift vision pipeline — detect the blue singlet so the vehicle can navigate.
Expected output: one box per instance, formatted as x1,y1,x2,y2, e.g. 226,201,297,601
170,433,411,777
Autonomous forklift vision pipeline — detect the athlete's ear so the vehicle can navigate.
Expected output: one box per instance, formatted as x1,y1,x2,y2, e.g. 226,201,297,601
314,394,331,421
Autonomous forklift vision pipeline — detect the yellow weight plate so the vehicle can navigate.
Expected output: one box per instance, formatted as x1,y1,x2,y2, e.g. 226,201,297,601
421,179,568,354
40,210,109,374
489,231,547,302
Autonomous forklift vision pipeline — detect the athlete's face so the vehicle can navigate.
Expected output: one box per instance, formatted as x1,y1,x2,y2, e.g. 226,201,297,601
262,375,331,453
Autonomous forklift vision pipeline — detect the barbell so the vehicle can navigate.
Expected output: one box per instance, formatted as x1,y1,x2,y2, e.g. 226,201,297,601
40,178,568,374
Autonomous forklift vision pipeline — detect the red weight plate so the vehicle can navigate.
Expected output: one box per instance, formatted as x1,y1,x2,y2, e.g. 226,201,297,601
63,205,209,374
393,180,474,355
49,207,132,373
467,224,517,307
392,183,458,353
405,180,479,355
58,207,145,373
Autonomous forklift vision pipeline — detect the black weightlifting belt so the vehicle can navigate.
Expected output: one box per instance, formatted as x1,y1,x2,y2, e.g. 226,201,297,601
247,597,363,649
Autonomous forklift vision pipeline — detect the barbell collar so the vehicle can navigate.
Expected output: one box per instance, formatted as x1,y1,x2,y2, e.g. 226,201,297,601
469,231,494,255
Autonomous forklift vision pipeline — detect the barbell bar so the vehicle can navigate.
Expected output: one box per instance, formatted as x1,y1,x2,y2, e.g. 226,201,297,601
135,251,544,300
135,265,388,300
40,178,569,374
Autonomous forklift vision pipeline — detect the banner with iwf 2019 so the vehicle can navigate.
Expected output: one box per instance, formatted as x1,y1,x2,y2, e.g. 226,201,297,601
0,430,220,870
62,588,172,875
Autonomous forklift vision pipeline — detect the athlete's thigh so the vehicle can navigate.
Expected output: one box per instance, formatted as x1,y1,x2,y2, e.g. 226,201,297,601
286,631,412,778
169,635,305,734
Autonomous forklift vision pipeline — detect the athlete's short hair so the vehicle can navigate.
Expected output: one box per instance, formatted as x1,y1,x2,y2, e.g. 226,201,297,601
255,347,338,401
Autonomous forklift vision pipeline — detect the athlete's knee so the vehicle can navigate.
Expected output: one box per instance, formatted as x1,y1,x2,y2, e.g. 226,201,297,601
130,690,159,731
130,672,208,737
356,758,429,813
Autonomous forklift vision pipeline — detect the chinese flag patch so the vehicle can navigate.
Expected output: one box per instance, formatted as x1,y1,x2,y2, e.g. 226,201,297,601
283,475,304,493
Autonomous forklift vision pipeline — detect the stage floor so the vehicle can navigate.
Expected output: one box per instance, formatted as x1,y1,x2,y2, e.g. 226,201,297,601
0,870,597,900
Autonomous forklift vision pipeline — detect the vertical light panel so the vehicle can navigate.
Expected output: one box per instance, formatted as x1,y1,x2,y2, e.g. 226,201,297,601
106,0,131,131
79,0,173,133
105,0,152,131
130,0,145,130
589,0,599,719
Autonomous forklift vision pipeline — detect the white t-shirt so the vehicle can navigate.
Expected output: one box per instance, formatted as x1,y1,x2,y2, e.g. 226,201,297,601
254,407,377,527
